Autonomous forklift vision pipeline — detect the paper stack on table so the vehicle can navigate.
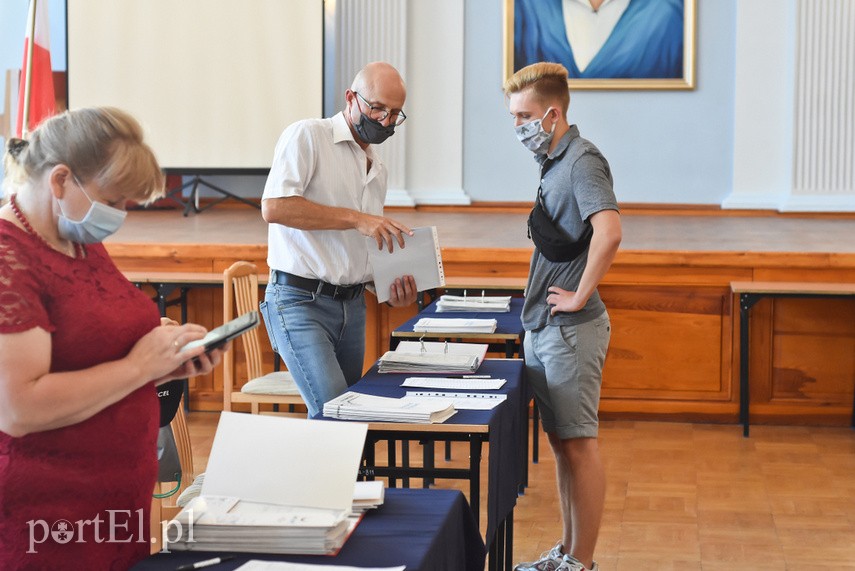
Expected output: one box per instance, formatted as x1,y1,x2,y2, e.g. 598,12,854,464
377,351,481,374
351,481,385,514
436,294,511,313
378,341,488,374
172,496,350,554
167,413,367,555
413,317,498,334
323,392,456,424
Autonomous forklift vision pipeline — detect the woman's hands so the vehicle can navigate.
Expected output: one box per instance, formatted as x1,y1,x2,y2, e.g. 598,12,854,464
125,323,223,384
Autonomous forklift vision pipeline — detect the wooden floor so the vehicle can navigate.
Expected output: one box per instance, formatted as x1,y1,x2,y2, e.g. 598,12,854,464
184,412,855,570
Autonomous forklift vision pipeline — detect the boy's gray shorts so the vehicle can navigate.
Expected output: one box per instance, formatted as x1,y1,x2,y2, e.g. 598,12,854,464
524,311,611,440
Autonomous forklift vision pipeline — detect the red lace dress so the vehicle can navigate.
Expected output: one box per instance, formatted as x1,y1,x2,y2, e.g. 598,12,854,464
0,219,161,570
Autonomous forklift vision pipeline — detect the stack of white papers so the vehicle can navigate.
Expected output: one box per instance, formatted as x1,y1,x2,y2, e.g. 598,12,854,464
167,413,368,555
413,318,498,334
324,392,457,424
436,294,511,313
351,481,385,513
379,341,488,374
172,497,349,554
377,351,481,374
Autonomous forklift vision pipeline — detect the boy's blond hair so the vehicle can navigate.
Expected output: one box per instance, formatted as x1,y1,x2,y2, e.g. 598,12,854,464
503,62,570,113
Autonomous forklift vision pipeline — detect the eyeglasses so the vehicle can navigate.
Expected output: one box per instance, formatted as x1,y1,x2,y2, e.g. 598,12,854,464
354,92,407,126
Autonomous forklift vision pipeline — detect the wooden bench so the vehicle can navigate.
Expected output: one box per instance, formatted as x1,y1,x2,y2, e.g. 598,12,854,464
731,281,855,436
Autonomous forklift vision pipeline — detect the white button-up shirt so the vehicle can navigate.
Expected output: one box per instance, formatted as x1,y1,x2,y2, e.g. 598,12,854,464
263,112,387,285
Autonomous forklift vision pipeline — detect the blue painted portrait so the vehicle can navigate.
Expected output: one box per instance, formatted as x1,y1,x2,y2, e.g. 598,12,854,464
509,0,694,89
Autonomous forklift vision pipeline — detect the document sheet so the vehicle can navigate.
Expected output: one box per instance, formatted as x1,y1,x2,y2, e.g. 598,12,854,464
368,226,445,303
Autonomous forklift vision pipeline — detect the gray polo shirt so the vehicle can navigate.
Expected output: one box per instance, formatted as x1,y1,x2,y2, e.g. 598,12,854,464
521,125,619,331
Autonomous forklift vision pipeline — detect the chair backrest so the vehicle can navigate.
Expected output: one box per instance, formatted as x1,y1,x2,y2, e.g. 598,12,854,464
223,261,264,409
169,400,194,491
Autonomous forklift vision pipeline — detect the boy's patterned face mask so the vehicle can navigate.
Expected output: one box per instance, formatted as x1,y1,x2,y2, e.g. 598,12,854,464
515,108,555,155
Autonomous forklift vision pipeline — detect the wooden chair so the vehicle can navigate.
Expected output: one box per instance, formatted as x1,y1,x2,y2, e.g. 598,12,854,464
150,400,195,552
222,261,304,414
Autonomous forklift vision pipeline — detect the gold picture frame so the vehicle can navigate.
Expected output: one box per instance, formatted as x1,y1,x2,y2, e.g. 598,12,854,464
503,0,697,90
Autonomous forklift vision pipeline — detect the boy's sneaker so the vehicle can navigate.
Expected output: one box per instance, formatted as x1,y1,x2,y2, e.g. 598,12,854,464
556,554,599,571
514,542,565,571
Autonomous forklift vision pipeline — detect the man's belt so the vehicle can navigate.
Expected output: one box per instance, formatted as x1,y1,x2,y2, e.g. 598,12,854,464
271,270,365,301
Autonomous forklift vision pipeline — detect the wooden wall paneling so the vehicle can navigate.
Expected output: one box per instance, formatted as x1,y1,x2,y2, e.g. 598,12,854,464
748,297,775,418
599,286,731,402
604,264,754,286
770,298,855,405
105,209,855,424
187,287,222,411
753,266,855,282
442,248,532,278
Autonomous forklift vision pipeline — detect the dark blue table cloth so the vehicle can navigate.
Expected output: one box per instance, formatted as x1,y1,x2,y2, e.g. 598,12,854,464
134,489,485,571
317,359,523,547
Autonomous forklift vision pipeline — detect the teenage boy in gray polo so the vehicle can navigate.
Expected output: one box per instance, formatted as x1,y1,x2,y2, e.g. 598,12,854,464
505,62,622,571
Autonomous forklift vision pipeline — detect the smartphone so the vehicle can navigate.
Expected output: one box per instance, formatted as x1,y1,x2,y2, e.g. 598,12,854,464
180,310,260,353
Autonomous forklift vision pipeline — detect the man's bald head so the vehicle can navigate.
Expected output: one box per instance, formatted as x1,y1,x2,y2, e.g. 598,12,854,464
350,62,406,111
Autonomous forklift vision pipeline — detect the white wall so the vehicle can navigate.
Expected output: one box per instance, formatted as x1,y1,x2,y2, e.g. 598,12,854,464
8,1,851,211
725,0,796,209
463,0,738,204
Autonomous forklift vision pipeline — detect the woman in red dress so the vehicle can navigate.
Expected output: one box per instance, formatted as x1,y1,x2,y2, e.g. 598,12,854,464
0,108,223,570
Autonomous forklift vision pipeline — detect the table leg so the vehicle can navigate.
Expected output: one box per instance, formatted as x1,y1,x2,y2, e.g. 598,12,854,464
422,440,434,488
739,293,758,437
363,438,376,481
401,440,409,487
388,439,398,488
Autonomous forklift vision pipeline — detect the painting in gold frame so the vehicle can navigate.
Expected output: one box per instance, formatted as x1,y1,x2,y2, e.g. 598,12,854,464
503,0,696,90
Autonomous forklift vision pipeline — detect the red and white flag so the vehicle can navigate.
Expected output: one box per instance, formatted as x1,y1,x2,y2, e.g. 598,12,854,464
16,0,56,138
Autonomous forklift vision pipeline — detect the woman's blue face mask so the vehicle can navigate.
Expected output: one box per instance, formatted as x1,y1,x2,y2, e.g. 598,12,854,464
57,176,127,244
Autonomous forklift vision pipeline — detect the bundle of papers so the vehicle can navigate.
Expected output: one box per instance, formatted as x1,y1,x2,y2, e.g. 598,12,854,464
436,294,511,313
324,392,457,424
351,481,385,513
413,318,498,334
379,341,488,374
167,413,368,555
170,496,350,555
377,351,481,374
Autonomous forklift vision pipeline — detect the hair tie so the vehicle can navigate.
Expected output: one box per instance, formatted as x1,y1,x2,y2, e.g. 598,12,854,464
7,138,29,159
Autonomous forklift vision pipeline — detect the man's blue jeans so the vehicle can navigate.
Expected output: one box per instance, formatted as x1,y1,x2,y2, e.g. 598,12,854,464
260,283,366,417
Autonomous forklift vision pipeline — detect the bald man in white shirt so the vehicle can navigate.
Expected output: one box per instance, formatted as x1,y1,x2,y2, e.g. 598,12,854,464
260,62,417,417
